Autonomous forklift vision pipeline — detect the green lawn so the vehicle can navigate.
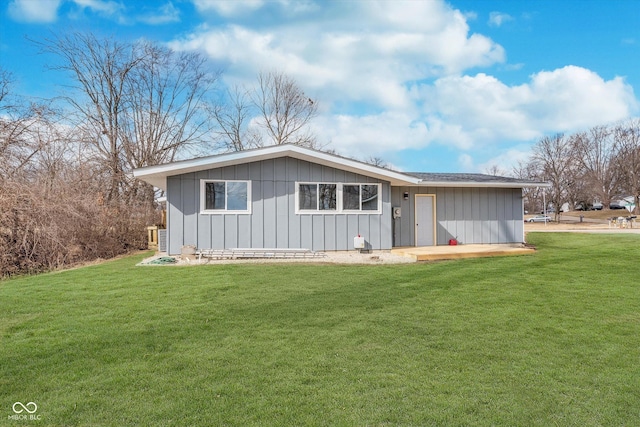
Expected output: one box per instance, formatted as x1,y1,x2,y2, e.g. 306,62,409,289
1,233,639,426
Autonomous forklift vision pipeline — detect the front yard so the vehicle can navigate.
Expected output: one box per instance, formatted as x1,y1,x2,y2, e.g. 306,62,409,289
1,233,639,426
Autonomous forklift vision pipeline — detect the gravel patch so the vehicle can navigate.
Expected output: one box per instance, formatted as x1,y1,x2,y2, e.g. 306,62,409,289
139,250,415,266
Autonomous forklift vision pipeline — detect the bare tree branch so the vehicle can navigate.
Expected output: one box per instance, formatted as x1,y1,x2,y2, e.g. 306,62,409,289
253,71,318,148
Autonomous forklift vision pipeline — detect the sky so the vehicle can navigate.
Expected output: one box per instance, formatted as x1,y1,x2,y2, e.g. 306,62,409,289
1,0,639,174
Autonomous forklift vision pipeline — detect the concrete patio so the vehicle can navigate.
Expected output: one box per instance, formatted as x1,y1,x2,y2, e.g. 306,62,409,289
390,243,535,261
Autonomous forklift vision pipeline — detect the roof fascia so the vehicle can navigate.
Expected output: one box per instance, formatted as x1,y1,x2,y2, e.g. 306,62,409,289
408,181,551,189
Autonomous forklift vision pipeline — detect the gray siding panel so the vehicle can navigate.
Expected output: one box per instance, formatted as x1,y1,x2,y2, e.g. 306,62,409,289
274,158,287,181
182,175,198,247
262,159,275,181
263,180,276,247
370,213,381,249
276,181,288,248
224,216,238,248
380,184,392,249
480,188,491,243
311,163,323,181
251,181,264,248
324,216,336,250
238,215,251,248
312,215,324,251
167,176,182,255
336,217,348,250
347,216,359,248
300,215,313,249
471,188,482,243
463,188,474,243
288,185,301,248
211,215,224,249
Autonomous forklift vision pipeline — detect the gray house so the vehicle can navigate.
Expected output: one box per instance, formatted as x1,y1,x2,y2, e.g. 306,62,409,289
133,144,547,255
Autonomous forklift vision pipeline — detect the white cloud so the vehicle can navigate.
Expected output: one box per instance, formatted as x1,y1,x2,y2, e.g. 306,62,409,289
504,63,524,71
312,112,431,157
192,0,265,16
171,0,505,110
488,11,514,27
138,2,180,25
458,153,474,170
8,0,61,22
72,0,123,16
419,66,638,148
527,66,637,128
476,148,532,174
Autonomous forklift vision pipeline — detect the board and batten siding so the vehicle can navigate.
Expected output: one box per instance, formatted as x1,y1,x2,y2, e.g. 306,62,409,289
166,157,392,254
391,186,525,246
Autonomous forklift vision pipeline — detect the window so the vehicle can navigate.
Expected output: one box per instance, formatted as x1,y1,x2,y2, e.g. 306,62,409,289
200,180,251,213
298,183,337,211
343,184,379,211
296,182,381,214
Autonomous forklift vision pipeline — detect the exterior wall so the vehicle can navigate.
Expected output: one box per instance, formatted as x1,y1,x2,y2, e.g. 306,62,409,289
391,186,524,246
166,157,392,254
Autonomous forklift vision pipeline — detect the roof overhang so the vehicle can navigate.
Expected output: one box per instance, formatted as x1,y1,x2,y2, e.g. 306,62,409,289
133,144,422,190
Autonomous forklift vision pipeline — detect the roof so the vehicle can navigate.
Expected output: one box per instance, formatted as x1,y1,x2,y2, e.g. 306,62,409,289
405,172,548,188
133,144,549,190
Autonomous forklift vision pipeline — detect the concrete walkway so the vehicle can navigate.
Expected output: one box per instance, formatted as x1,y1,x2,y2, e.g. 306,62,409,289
391,243,535,261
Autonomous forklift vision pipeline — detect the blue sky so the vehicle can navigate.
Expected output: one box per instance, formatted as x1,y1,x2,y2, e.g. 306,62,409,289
1,0,639,173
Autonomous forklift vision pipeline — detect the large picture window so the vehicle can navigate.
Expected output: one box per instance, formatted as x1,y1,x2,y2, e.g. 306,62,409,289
200,180,251,213
296,182,381,214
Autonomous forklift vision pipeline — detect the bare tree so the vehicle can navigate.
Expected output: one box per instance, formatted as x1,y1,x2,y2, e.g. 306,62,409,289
0,69,58,182
570,126,619,207
123,42,216,166
614,119,640,214
253,71,318,148
34,32,137,201
484,165,506,176
531,134,576,218
513,160,545,213
213,85,261,151
365,156,388,168
34,32,218,203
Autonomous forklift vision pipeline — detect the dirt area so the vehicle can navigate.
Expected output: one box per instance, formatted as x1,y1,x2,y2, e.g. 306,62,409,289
525,211,639,232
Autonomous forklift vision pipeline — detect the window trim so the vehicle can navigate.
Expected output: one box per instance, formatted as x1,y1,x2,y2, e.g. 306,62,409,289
200,179,252,214
295,182,382,214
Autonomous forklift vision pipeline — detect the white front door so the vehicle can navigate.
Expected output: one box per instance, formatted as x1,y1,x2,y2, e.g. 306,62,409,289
415,195,435,246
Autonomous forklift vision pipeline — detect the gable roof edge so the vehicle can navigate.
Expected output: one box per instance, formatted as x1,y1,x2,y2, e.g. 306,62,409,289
133,144,422,190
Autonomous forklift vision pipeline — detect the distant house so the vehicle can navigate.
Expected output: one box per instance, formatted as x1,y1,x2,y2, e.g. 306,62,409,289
133,144,548,255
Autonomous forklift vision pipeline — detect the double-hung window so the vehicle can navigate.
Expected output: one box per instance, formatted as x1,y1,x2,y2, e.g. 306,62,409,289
200,180,251,214
296,182,381,213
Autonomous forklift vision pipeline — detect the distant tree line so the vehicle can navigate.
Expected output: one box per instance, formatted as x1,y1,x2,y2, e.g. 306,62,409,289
513,121,640,217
